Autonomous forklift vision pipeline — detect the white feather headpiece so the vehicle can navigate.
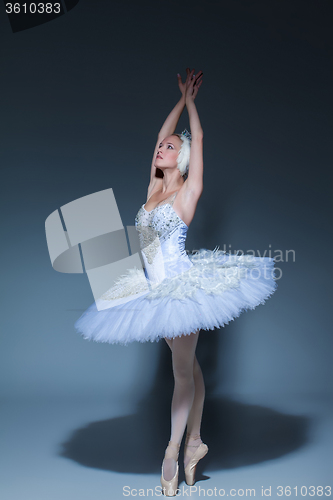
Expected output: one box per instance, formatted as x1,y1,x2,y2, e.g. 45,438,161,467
177,129,191,176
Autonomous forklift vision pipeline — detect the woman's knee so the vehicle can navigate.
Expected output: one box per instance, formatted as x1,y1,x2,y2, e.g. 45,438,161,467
171,332,199,379
173,358,195,381
193,356,202,376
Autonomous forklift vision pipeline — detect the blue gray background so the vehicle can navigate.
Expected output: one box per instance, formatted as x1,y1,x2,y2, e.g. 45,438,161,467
1,1,332,499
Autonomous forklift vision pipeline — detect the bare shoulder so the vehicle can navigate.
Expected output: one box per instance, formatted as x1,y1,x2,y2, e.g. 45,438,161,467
173,181,203,227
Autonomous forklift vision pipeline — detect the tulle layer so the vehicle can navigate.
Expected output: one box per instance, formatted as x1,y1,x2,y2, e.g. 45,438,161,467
74,249,277,345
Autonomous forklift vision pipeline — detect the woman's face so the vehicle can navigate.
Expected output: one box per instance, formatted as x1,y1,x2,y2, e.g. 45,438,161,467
155,135,182,171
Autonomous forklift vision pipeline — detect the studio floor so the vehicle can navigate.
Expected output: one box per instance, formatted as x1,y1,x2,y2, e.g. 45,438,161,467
1,393,332,500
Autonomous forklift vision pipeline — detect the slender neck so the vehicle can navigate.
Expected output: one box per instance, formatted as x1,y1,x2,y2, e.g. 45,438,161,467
160,169,184,194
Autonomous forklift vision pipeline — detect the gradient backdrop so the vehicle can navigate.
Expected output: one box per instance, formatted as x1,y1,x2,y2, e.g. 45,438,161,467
0,1,332,499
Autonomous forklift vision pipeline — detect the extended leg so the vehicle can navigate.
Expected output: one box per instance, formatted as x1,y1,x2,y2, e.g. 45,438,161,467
185,355,205,437
164,338,206,469
162,332,199,481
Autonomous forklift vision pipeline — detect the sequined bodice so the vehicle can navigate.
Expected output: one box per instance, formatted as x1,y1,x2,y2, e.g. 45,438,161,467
134,194,193,284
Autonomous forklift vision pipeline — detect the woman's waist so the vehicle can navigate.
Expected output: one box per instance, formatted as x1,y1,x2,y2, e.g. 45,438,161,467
142,249,193,282
161,252,193,277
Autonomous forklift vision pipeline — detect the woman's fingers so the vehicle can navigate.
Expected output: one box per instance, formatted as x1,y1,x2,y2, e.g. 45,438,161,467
186,71,195,88
194,71,203,84
183,68,203,98
195,79,203,94
191,70,203,84
196,79,203,92
194,71,203,86
186,69,193,85
191,74,203,92
188,72,203,100
178,72,189,96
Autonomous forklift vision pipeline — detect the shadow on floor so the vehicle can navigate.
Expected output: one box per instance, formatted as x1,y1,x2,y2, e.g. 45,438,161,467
59,393,310,479
59,329,310,480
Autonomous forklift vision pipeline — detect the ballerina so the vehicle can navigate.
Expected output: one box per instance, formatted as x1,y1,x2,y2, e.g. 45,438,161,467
74,67,277,496
145,68,208,496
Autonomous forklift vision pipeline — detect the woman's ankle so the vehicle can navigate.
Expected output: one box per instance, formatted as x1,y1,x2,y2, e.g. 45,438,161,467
185,432,202,444
164,441,180,460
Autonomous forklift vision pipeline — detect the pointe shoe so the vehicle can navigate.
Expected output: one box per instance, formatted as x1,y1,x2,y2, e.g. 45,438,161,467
161,441,180,497
184,433,208,486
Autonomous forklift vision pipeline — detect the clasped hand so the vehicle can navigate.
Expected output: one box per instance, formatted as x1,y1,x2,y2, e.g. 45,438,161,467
177,67,203,102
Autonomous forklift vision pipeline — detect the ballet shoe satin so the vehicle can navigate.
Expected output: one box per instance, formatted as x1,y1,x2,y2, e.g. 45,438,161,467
161,441,180,497
184,433,208,486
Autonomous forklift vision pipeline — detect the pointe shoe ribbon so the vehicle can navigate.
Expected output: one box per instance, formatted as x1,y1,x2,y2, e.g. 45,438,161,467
161,441,180,497
184,434,208,486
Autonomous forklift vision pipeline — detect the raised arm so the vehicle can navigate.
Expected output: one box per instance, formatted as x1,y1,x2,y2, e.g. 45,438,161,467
149,95,185,185
184,70,204,197
148,69,193,198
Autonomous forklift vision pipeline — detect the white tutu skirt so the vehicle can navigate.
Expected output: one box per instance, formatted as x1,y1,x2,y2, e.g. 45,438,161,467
74,249,277,345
